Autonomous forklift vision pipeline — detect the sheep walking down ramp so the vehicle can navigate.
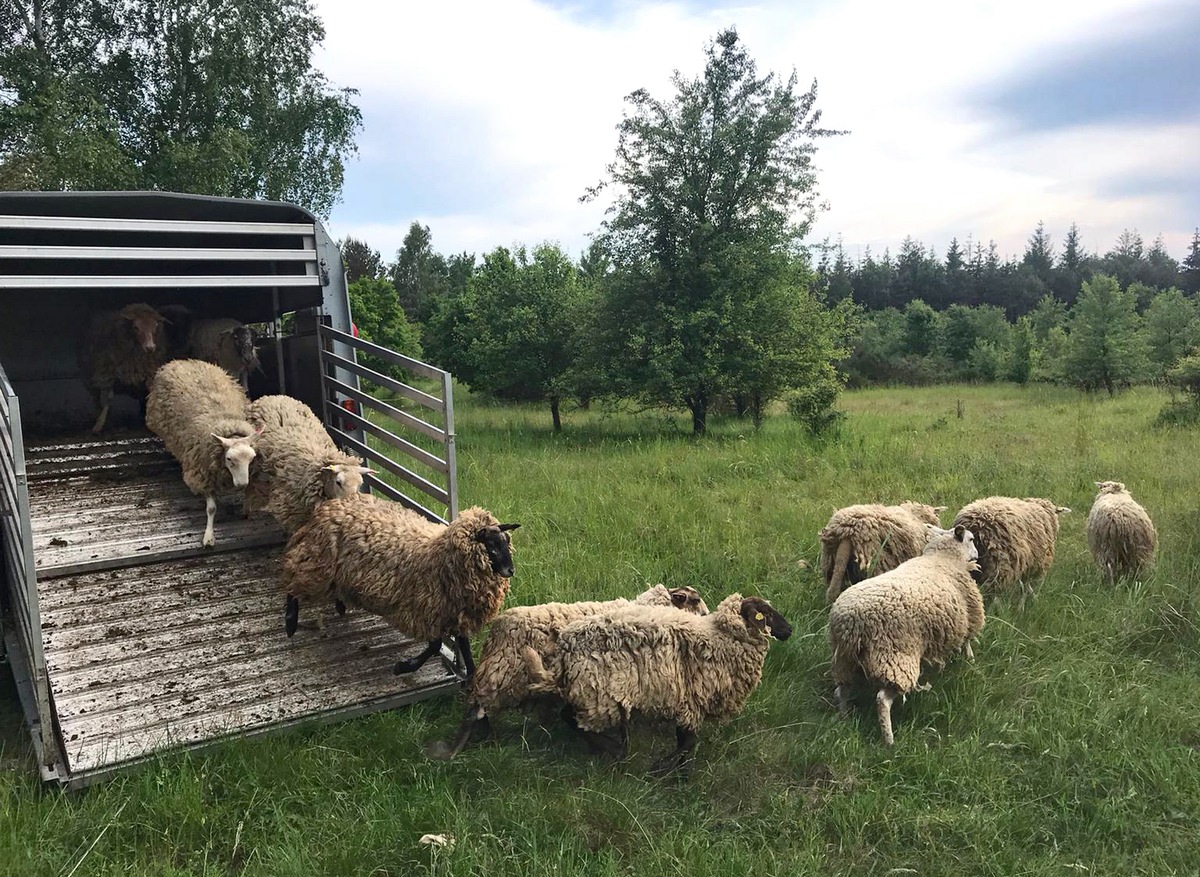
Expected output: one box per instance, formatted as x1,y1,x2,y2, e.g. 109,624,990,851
281,495,520,680
1086,481,1157,583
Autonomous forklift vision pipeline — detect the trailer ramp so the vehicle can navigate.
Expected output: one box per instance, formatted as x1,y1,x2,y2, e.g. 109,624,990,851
15,434,461,788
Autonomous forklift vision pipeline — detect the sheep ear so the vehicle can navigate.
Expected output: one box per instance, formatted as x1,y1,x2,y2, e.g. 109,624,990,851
212,433,237,448
933,506,948,513
1056,506,1072,515
953,524,967,541
498,523,521,532
354,466,374,475
1094,481,1104,488
670,589,688,607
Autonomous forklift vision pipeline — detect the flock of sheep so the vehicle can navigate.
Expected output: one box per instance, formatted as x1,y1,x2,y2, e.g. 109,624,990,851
74,301,1161,772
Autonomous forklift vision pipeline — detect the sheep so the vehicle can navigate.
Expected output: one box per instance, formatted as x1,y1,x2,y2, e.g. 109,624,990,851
144,359,260,548
281,495,520,679
187,318,260,388
78,303,170,433
522,593,792,774
244,394,370,532
952,496,1070,609
428,584,710,760
1086,481,1157,583
819,501,946,603
828,525,984,746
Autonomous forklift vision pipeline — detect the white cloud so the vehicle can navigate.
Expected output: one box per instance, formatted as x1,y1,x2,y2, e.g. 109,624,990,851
316,0,1194,265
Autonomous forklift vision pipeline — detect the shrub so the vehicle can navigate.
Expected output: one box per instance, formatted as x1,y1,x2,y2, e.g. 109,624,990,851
787,377,845,435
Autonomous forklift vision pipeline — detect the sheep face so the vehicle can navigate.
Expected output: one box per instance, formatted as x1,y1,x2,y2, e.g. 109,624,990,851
474,523,520,578
927,525,979,563
227,325,260,370
213,434,258,487
669,586,709,615
321,464,372,499
740,597,792,641
1094,480,1126,495
126,309,166,353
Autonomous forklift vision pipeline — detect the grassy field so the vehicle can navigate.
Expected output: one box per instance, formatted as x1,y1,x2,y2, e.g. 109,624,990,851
2,383,1199,876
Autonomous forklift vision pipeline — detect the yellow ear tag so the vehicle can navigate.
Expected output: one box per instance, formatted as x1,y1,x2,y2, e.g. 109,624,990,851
754,612,764,621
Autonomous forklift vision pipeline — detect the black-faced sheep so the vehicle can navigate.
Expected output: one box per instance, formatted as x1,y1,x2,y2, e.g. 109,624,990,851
1086,481,1156,583
244,394,369,532
187,318,260,389
281,495,520,679
523,593,792,774
78,303,170,433
819,501,946,603
429,584,710,760
952,496,1070,608
828,525,984,746
144,359,259,547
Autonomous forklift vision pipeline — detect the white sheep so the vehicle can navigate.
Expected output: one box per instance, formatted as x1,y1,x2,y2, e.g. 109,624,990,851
828,525,984,746
523,593,792,774
819,501,946,603
952,496,1070,609
245,394,370,533
1086,481,1157,583
281,495,520,679
187,318,260,388
78,303,170,433
144,359,259,547
428,584,709,760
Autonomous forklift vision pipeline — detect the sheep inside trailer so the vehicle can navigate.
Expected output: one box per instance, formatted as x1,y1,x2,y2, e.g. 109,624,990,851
0,192,463,788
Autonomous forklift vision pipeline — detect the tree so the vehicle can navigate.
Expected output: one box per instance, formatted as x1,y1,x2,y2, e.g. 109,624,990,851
586,28,842,433
1065,274,1146,395
1143,287,1196,378
1022,221,1054,285
1181,229,1200,296
1053,223,1086,303
1143,235,1180,291
0,0,361,216
451,245,585,431
1007,317,1034,385
339,237,383,283
391,222,448,322
901,299,939,356
347,277,423,380
1101,229,1146,289
1029,294,1067,342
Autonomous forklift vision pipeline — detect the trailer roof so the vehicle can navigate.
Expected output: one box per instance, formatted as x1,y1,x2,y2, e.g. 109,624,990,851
0,190,321,225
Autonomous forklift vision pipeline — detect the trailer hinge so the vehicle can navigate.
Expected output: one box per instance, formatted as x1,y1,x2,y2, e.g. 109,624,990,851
319,258,331,286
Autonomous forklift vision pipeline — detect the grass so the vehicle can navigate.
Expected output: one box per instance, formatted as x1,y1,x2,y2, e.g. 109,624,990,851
3,382,1200,876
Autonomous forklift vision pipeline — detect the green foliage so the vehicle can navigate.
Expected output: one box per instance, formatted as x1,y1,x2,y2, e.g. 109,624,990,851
785,373,845,434
1144,288,1197,378
391,222,450,322
1006,317,1034,385
1181,229,1200,296
1065,274,1147,395
0,0,360,216
937,304,1009,364
347,277,422,380
1028,294,1068,341
339,237,383,283
967,339,1005,382
901,299,940,356
587,27,842,432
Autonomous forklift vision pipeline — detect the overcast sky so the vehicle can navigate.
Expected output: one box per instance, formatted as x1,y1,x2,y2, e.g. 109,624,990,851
313,0,1199,268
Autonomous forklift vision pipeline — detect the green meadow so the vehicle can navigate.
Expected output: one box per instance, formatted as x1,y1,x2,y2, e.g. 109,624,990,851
2,383,1198,876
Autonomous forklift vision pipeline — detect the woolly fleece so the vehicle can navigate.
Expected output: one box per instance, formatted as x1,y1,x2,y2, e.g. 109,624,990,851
952,496,1066,599
282,495,512,641
1086,481,1156,583
819,501,944,603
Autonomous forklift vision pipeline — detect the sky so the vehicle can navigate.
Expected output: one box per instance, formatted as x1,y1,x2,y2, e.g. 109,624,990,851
313,0,1199,268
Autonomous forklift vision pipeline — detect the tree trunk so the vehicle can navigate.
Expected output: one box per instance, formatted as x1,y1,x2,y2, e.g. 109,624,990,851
734,394,749,418
550,396,562,432
689,390,708,435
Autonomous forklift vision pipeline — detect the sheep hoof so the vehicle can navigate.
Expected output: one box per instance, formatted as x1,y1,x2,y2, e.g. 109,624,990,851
394,657,423,675
335,599,347,616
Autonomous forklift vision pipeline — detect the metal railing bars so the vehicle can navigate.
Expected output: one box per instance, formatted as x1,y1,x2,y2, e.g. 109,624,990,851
321,374,446,446
0,214,316,235
0,245,317,261
320,352,444,414
332,403,449,476
320,326,445,382
326,426,450,507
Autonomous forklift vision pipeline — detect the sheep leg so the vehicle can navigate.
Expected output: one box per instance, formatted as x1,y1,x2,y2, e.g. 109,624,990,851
455,634,476,680
284,594,299,638
90,387,113,434
425,701,488,760
835,684,853,718
877,687,898,746
964,641,975,661
650,725,698,776
202,496,217,548
394,639,442,675
334,599,347,615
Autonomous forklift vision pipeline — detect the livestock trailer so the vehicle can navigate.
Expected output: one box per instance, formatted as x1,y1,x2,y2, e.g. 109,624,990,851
0,191,463,787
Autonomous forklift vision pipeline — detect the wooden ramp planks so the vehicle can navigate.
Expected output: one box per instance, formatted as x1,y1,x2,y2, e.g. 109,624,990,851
18,431,462,785
40,551,454,776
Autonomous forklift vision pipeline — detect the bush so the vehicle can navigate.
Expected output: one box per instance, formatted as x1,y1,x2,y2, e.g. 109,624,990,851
787,378,845,435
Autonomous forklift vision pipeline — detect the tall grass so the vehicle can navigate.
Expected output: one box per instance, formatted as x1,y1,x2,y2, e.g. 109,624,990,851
2,383,1198,876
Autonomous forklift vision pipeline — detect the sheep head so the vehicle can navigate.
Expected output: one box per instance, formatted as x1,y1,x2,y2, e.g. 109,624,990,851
474,522,520,578
669,586,709,615
320,463,372,499
121,304,166,353
740,597,792,641
213,432,259,487
901,502,946,525
1094,480,1126,496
